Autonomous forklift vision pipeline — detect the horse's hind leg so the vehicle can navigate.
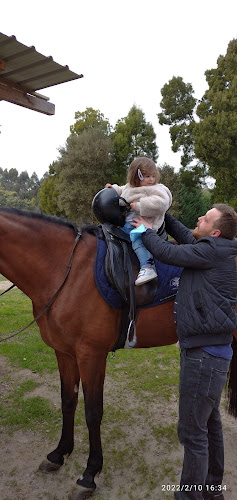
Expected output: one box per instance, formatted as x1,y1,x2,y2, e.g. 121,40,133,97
39,351,79,472
75,345,107,492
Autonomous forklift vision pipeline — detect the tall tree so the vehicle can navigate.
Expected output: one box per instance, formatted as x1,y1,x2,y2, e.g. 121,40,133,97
27,172,41,201
39,108,113,218
159,163,181,218
70,107,111,136
15,171,30,198
54,128,113,224
178,164,212,227
158,77,197,168
158,41,237,209
195,39,237,207
178,184,212,229
0,167,19,191
39,163,63,216
111,105,158,185
0,167,42,208
0,187,36,210
159,163,211,227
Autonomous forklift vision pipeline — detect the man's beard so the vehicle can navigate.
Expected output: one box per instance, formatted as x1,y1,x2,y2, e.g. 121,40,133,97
192,226,199,240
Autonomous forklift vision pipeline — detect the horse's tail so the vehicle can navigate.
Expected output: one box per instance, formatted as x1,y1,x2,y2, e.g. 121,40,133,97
226,335,237,418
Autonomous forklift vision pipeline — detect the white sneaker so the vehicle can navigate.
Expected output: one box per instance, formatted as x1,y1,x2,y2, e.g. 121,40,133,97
135,267,157,286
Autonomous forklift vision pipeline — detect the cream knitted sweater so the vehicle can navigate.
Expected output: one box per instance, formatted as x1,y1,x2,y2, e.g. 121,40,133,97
111,183,172,231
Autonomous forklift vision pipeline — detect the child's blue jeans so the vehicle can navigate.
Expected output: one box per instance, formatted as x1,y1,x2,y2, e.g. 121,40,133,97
121,221,153,268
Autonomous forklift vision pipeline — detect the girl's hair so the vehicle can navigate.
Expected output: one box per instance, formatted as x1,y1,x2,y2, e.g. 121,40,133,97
127,157,160,187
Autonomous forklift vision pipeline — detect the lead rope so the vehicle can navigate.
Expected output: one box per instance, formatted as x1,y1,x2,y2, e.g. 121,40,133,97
0,229,82,343
0,283,15,296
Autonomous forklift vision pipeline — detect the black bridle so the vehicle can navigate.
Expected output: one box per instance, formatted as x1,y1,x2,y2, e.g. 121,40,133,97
0,229,82,343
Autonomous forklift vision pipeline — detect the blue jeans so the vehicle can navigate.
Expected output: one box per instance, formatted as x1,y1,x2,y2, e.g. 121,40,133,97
121,221,153,268
176,348,230,500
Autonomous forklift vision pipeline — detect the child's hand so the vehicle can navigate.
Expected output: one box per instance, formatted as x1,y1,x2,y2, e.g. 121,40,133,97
105,183,113,188
130,202,136,211
131,216,153,229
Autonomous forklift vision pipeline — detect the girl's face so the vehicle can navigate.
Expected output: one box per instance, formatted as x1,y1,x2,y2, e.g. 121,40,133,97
139,171,156,186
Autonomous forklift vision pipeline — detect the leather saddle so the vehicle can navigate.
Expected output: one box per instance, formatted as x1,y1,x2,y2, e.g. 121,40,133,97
101,222,165,349
102,222,159,305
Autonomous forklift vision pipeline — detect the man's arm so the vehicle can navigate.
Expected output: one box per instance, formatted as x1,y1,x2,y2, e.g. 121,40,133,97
142,229,215,269
165,213,196,245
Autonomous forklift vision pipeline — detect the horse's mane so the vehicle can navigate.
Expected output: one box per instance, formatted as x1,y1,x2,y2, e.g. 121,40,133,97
0,206,99,236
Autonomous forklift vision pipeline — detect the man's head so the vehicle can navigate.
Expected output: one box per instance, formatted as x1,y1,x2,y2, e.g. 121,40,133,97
192,204,237,240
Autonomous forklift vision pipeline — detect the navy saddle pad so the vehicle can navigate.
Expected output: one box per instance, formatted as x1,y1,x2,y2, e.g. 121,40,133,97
94,237,183,309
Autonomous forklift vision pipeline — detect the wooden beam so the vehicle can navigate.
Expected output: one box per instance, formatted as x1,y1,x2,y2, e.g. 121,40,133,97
0,76,50,100
0,82,55,115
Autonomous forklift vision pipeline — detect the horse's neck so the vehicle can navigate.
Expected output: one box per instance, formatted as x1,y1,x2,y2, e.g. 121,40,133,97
0,213,73,302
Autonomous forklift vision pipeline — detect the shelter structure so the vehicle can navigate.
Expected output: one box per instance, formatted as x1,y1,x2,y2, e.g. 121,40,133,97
0,32,83,115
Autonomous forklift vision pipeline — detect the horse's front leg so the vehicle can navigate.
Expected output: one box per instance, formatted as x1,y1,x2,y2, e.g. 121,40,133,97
74,345,107,493
39,350,79,472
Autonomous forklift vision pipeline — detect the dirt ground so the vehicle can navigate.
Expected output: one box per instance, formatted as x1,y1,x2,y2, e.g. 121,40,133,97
0,281,237,500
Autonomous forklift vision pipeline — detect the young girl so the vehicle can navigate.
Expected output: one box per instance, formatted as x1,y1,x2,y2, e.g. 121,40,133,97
105,157,172,286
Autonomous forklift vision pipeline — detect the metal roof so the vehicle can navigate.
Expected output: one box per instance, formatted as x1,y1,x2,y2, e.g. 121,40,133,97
0,32,84,115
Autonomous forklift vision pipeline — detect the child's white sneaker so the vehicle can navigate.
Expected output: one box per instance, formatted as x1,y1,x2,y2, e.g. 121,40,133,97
135,267,157,286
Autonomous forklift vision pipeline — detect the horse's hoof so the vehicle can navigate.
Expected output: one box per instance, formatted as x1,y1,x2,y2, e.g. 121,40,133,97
39,458,62,473
69,484,96,500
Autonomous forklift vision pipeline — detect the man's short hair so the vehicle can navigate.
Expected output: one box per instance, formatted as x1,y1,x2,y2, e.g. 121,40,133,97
213,204,237,239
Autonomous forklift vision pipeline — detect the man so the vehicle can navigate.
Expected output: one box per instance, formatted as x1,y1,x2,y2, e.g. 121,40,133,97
131,204,237,500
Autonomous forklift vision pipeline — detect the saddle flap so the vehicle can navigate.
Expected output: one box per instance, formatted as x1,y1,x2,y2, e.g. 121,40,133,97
101,224,158,306
102,222,131,243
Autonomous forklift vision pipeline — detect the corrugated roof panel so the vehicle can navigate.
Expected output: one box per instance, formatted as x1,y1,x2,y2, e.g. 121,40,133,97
0,32,83,91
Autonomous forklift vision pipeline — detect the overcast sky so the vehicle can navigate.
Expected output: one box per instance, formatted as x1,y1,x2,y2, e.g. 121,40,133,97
1,0,236,179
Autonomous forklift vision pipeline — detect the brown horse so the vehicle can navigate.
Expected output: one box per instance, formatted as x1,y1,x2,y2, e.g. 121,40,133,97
0,207,236,500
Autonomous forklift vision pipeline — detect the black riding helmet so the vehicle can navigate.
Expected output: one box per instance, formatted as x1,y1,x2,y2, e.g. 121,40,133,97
92,188,129,227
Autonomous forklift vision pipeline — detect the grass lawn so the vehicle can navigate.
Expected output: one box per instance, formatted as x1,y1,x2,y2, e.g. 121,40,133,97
0,277,181,499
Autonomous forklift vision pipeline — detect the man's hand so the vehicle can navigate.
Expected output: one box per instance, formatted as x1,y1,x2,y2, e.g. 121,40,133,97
131,216,153,229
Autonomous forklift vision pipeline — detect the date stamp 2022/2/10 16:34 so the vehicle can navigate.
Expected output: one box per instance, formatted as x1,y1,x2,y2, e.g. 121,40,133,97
161,484,227,493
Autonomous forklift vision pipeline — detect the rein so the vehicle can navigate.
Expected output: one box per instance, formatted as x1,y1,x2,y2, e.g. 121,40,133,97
0,229,82,343
0,283,15,296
